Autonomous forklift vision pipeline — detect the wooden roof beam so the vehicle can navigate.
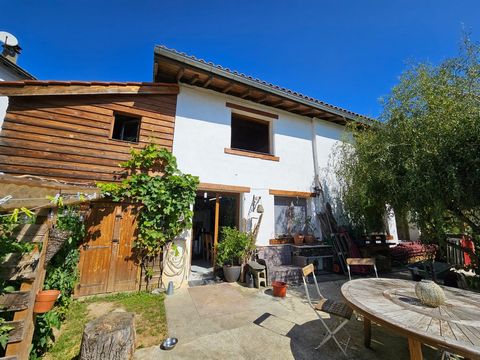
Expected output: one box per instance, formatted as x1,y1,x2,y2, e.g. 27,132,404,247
190,74,200,85
270,99,284,107
203,75,214,88
176,68,185,82
257,94,269,104
223,83,235,94
240,89,251,99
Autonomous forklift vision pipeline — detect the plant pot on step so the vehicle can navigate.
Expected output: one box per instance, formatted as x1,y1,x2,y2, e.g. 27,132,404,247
223,265,241,283
272,281,288,298
304,235,315,244
33,290,60,313
293,233,305,246
46,228,72,263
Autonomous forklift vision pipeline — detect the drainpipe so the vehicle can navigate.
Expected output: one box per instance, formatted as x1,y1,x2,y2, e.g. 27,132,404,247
310,117,323,237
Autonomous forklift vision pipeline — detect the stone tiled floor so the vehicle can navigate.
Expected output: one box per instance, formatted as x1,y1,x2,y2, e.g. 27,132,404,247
134,277,439,360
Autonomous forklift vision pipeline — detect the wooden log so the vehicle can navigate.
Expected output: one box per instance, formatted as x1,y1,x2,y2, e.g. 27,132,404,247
80,312,135,360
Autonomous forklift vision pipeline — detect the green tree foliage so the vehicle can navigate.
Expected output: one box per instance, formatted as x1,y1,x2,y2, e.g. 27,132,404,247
98,144,199,276
336,37,480,250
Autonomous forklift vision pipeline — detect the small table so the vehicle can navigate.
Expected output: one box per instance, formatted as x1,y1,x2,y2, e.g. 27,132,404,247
341,278,480,360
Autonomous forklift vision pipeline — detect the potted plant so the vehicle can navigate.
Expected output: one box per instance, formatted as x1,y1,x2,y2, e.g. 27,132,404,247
304,216,316,244
217,227,254,283
293,213,307,245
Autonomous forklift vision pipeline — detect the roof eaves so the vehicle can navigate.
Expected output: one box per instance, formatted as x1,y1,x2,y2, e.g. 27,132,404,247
154,45,376,125
0,55,36,80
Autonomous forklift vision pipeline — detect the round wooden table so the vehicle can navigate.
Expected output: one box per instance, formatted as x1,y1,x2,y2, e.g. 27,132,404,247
341,278,480,360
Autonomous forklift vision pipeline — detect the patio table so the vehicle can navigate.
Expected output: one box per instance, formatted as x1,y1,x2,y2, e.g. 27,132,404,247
341,278,480,360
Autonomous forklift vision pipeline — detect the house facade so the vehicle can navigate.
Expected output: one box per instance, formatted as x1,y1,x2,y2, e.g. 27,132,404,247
0,47,399,291
153,46,399,286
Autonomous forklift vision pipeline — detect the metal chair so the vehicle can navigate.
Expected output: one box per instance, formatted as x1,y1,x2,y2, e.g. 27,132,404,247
301,264,352,356
346,258,378,281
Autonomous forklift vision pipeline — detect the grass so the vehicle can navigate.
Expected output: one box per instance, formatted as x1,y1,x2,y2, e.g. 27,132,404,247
45,292,167,360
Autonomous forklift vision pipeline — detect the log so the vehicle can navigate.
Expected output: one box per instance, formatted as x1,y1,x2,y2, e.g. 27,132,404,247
80,312,135,360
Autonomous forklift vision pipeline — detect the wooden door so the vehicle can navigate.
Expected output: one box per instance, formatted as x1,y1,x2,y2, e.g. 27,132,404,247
76,202,139,297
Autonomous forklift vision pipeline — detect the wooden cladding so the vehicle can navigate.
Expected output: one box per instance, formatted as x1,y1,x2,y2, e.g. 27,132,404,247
0,93,178,184
226,102,278,119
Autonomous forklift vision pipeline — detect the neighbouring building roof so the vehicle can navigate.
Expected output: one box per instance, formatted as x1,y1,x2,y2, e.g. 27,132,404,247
0,55,36,80
154,45,374,125
0,80,179,96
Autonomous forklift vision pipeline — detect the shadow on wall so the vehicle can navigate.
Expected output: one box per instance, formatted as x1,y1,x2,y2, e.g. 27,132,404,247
315,149,350,238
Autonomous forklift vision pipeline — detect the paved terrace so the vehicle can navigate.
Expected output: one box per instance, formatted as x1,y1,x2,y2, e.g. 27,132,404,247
135,275,438,360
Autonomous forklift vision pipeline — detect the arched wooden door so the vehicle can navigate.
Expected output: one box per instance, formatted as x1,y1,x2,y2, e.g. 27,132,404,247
75,202,139,297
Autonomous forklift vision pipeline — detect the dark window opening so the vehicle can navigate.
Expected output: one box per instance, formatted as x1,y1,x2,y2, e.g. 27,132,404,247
112,114,141,142
231,113,270,154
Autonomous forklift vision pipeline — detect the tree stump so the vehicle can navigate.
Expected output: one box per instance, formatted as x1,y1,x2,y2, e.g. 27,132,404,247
80,312,135,360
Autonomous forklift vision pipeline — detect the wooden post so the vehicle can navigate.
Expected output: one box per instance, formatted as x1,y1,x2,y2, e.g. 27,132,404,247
408,337,423,360
213,193,220,267
363,317,371,348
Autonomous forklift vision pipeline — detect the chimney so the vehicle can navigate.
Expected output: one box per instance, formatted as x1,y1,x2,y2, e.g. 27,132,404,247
2,44,21,64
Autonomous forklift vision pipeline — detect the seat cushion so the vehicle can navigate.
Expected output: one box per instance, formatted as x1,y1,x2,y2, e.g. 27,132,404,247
315,299,353,319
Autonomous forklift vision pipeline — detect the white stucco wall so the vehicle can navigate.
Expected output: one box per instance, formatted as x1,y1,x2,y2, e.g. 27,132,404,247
167,84,399,286
0,64,24,130
173,85,321,247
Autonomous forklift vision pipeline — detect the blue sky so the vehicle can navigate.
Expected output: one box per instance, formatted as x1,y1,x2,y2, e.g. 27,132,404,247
2,1,479,118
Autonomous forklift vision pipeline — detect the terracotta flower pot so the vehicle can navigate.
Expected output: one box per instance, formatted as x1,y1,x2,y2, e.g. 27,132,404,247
293,233,304,246
272,281,288,298
304,235,315,244
33,290,60,313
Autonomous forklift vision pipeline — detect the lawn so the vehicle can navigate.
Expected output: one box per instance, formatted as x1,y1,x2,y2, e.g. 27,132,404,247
45,292,167,360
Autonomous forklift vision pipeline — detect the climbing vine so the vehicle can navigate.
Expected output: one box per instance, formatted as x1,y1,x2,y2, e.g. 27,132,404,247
98,144,199,281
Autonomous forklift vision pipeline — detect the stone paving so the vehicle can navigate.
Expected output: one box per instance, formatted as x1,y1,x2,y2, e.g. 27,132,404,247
134,278,438,360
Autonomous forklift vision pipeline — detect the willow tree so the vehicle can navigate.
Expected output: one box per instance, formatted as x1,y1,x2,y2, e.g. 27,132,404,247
336,37,480,251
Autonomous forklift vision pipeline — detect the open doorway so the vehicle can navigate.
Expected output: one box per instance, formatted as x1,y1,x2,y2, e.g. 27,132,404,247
190,191,239,286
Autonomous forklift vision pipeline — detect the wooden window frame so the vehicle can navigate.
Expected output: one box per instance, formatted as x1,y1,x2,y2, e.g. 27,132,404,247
109,112,142,144
226,102,278,161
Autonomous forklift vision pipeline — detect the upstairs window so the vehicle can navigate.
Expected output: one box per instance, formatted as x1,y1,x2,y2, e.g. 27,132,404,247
112,114,141,143
231,113,270,154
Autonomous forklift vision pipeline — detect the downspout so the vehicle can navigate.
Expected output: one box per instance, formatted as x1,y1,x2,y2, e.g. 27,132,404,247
310,117,323,237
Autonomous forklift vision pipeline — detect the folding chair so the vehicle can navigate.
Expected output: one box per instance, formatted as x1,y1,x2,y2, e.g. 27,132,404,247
302,264,353,356
346,258,378,281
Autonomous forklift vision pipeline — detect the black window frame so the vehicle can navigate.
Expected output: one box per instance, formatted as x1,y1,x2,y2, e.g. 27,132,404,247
111,113,141,143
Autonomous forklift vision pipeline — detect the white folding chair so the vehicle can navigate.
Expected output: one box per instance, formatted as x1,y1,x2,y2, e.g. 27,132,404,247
346,257,378,281
302,264,352,356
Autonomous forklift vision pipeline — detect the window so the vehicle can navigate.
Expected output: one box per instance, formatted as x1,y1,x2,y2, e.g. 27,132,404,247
274,196,307,237
111,114,141,142
231,113,270,154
